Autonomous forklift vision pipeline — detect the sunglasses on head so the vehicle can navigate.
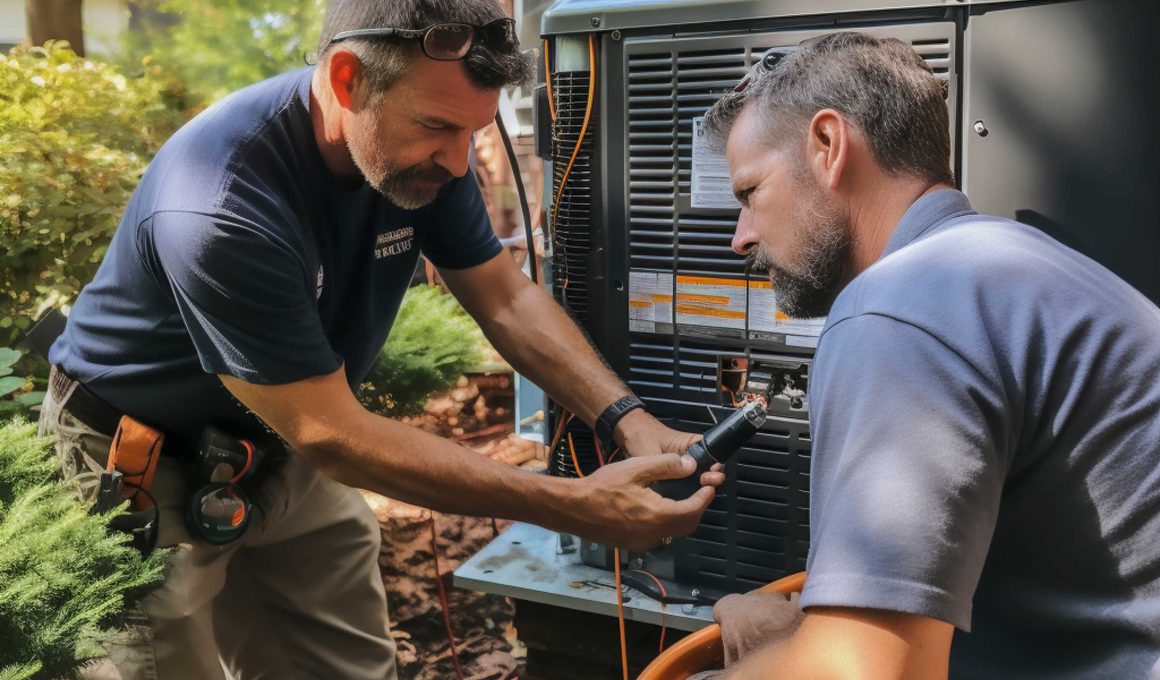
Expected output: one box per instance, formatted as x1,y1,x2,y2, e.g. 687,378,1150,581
328,17,518,62
733,47,795,92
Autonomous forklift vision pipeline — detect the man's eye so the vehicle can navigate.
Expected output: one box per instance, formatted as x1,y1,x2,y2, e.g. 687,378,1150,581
419,121,445,131
737,187,754,205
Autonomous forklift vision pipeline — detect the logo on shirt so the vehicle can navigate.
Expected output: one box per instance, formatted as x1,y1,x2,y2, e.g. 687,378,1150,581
375,227,414,260
316,265,324,299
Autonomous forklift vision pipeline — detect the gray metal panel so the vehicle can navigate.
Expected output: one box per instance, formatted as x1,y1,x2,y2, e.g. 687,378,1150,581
961,0,1160,303
621,21,958,286
453,522,716,631
544,0,1022,35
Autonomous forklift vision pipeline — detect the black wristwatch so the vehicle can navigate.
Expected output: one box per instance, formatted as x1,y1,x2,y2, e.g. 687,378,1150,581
595,395,645,452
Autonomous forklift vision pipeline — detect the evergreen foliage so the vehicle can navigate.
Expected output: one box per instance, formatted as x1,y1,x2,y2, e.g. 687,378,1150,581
0,419,166,680
360,286,489,417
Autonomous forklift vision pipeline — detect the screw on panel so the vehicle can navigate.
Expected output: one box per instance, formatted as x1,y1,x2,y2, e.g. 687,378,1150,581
590,16,601,27
611,29,622,41
973,120,989,137
631,557,644,570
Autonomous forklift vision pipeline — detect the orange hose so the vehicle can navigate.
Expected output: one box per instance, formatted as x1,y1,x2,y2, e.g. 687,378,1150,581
636,572,807,680
551,33,596,229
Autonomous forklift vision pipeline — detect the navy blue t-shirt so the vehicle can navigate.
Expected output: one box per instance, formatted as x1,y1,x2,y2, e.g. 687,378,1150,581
51,68,502,442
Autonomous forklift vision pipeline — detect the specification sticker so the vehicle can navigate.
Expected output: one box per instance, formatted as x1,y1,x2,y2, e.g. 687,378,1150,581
691,117,741,210
747,280,825,345
629,270,674,335
674,275,747,339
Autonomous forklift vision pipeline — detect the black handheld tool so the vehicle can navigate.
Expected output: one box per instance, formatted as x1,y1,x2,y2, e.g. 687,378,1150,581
651,400,767,500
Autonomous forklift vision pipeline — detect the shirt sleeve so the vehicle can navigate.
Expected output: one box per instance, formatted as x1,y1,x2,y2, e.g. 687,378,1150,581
801,313,1013,631
417,170,503,270
140,211,342,384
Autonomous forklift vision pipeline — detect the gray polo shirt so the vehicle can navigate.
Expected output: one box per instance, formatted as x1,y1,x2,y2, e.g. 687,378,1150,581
801,189,1160,679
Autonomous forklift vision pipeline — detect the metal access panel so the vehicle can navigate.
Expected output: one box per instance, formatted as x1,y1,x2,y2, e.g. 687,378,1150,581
543,14,958,593
961,0,1160,305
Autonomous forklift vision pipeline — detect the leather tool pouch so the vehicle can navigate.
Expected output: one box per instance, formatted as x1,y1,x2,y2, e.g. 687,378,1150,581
107,415,165,512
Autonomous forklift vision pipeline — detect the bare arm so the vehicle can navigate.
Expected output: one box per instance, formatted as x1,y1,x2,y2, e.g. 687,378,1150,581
440,252,700,454
219,368,715,549
724,607,953,680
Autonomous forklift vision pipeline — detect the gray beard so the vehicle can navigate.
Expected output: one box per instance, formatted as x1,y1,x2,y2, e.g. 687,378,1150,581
375,164,453,209
750,206,849,319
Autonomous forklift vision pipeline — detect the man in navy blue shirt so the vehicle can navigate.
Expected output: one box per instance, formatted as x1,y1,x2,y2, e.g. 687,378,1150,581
701,33,1160,679
38,1,721,678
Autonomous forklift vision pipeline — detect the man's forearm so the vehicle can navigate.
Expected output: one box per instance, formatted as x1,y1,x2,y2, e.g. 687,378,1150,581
305,403,579,524
478,279,630,426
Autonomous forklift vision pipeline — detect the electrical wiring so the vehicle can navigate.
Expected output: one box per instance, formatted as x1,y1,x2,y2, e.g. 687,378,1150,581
593,434,606,466
429,515,466,680
543,39,556,122
627,569,669,653
550,33,596,236
613,548,630,680
567,432,585,478
567,418,630,680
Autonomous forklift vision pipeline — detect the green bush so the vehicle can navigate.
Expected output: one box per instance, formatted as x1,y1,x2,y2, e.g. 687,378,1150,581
0,418,166,680
0,348,44,418
115,0,326,105
0,42,190,345
360,286,489,417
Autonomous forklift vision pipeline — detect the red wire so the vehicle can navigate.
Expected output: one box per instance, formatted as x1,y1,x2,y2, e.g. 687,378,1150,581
628,569,669,653
429,516,466,680
229,440,254,484
593,434,606,466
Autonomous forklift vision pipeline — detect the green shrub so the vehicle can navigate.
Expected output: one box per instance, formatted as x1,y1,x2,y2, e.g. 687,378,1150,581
360,286,489,417
114,0,326,105
0,419,166,680
0,348,44,418
0,42,191,345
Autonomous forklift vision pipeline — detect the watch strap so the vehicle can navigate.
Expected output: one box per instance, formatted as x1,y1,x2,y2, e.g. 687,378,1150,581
595,395,645,450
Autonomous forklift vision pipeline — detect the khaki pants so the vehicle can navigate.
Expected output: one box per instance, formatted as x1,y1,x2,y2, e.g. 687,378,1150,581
38,377,398,680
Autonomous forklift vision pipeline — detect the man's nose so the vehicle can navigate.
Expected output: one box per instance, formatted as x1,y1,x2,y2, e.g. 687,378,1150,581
433,131,472,179
732,209,760,256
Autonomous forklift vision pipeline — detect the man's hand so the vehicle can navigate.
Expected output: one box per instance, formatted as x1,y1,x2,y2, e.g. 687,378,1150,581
560,453,719,550
614,408,701,457
714,591,804,666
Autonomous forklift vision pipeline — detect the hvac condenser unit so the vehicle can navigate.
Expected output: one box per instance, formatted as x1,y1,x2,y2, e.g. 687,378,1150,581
457,0,1158,668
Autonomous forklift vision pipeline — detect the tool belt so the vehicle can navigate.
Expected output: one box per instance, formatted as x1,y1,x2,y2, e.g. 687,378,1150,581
49,367,290,550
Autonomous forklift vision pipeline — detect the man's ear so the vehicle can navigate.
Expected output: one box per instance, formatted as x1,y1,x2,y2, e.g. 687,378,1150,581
805,109,850,191
327,49,364,111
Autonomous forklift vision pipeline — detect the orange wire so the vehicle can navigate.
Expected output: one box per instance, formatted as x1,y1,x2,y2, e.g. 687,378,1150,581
543,39,556,122
613,548,629,680
628,569,669,653
593,434,606,466
550,33,596,230
567,432,585,478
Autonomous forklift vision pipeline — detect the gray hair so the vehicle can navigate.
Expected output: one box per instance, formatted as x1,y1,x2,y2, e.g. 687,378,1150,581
704,32,954,185
316,0,532,92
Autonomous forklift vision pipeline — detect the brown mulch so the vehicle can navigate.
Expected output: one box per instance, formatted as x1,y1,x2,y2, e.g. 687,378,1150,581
362,373,547,680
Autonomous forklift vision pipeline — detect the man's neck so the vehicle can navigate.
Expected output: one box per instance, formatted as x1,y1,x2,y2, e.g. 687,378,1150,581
846,179,954,279
309,72,360,179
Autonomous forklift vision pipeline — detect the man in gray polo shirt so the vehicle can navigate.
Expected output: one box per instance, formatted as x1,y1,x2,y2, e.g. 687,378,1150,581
700,33,1160,679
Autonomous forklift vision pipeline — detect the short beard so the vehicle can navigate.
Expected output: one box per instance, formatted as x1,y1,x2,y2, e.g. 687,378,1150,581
750,181,850,318
346,99,452,209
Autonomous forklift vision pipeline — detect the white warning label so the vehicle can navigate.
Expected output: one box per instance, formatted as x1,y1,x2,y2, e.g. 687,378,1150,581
747,279,826,344
674,275,747,339
628,270,674,335
691,117,741,210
